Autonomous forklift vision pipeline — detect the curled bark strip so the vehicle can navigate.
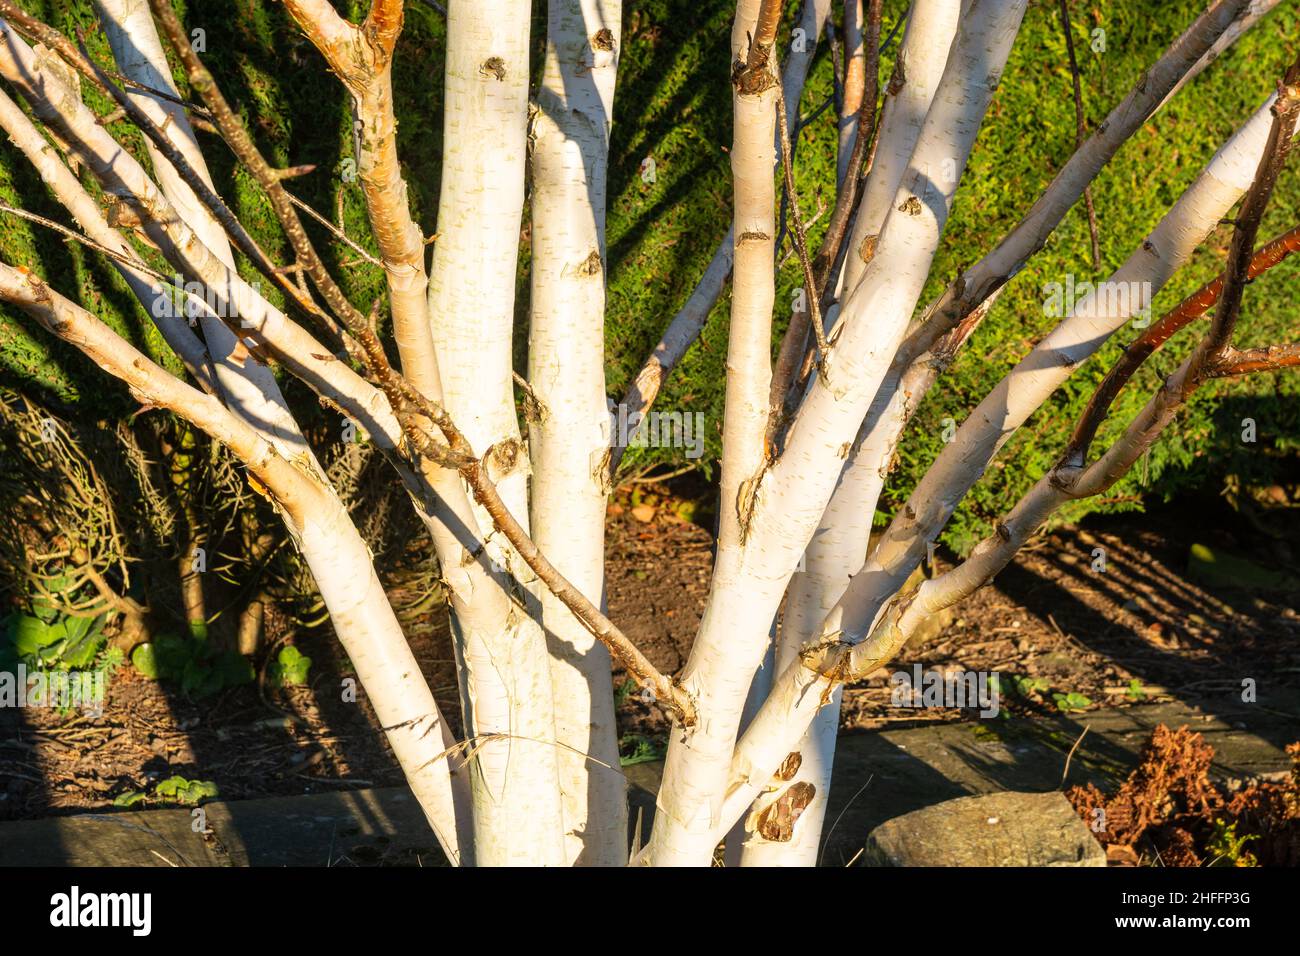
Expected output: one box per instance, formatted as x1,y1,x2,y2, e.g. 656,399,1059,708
755,781,816,841
776,751,803,781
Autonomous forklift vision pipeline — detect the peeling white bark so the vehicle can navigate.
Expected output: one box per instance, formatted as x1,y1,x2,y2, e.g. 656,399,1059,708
715,96,1289,834
426,0,566,866
735,0,1263,864
738,0,960,867
527,0,626,866
1,0,1288,872
647,0,1028,868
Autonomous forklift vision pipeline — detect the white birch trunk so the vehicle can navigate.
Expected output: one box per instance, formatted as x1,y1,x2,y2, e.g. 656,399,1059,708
828,94,1283,646
735,0,1262,863
839,0,961,296
0,15,484,860
0,86,213,390
0,262,470,862
527,0,626,866
645,0,1027,867
738,0,960,867
715,96,1289,833
879,352,1202,657
426,0,566,866
94,0,315,470
645,0,779,867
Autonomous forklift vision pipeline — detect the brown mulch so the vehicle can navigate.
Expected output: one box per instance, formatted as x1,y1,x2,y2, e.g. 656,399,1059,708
613,496,1300,738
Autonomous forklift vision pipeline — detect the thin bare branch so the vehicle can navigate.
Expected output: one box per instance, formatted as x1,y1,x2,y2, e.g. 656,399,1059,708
774,82,828,369
1065,223,1300,462
768,0,882,443
1193,61,1300,367
284,191,384,267
1058,0,1101,268
0,0,212,123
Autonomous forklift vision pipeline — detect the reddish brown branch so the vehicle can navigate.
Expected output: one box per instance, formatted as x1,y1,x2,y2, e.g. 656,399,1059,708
1194,67,1300,366
819,0,883,282
386,374,697,727
1064,224,1300,464
767,0,883,446
1065,56,1300,465
1208,342,1300,377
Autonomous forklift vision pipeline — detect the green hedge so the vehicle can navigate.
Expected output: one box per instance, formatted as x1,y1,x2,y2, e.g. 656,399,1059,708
2,0,1298,552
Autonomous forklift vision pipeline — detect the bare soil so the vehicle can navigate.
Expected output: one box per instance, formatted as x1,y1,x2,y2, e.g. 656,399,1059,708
3,488,1298,825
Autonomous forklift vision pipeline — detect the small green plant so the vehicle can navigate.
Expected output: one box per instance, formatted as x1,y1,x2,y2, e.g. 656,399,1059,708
970,722,1003,741
1126,677,1147,701
154,776,219,806
1206,819,1258,867
613,677,638,707
982,675,1011,719
130,632,253,697
0,605,108,672
1010,675,1050,698
267,644,312,687
111,790,145,808
1053,691,1093,713
618,733,666,767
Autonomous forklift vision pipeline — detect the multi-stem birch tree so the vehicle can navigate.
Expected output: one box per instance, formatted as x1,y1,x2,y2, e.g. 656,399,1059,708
0,0,1295,867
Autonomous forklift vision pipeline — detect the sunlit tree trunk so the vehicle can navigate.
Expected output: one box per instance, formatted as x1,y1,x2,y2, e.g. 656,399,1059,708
528,0,627,866
717,93,1286,831
645,0,780,867
425,0,567,865
648,0,1029,867
738,0,961,868
0,0,1288,873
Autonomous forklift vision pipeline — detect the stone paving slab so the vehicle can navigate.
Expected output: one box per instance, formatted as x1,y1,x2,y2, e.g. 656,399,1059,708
0,786,435,867
863,791,1108,866
1,700,1293,866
